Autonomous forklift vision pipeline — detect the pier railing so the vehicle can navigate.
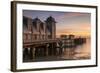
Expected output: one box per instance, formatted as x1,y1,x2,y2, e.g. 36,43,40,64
23,37,86,48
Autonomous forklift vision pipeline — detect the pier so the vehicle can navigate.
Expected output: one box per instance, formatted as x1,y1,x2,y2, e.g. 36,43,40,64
23,37,86,62
23,16,87,62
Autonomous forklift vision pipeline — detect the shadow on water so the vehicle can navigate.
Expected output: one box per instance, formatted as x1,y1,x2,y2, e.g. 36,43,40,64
23,38,91,62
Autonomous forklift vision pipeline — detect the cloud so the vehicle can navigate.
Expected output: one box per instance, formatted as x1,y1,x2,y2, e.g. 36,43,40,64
56,12,90,20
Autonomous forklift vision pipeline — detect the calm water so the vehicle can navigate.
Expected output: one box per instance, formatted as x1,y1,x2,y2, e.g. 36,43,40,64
61,38,91,60
23,38,91,62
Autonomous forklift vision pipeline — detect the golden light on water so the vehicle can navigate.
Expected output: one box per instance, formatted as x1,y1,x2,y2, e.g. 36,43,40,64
56,31,90,37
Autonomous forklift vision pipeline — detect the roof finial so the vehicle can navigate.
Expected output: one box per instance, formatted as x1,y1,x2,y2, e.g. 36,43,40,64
36,16,38,18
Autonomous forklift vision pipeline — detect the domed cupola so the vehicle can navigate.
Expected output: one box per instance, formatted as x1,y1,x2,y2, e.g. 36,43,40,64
33,17,42,23
45,16,56,23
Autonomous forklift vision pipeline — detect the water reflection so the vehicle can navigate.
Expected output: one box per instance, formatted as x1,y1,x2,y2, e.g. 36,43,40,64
23,38,91,62
62,38,91,60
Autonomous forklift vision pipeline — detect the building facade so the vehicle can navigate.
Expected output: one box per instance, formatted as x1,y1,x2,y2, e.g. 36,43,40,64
23,16,56,43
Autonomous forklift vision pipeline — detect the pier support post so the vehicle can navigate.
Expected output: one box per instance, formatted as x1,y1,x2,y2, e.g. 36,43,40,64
30,47,35,60
46,44,49,56
23,48,29,61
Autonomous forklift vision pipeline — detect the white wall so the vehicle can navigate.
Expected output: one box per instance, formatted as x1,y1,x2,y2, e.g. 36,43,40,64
0,0,99,73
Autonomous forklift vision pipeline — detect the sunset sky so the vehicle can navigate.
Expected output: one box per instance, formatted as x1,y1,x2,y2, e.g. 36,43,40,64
23,10,91,37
